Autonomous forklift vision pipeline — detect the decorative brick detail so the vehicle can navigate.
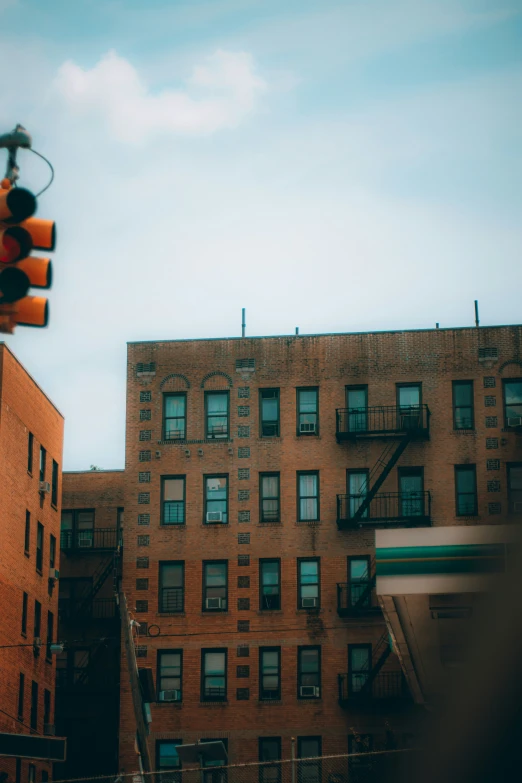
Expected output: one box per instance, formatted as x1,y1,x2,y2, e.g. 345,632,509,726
238,468,250,480
138,514,150,526
236,359,255,369
139,450,151,462
135,600,148,613
238,555,250,566
140,409,152,421
136,557,149,569
136,362,156,375
237,645,249,657
135,646,148,657
487,459,500,471
237,620,250,632
484,396,496,407
238,406,250,417
485,417,498,428
236,688,250,700
238,598,250,610
238,533,250,545
238,510,250,523
140,391,152,402
136,579,149,590
138,622,148,637
238,576,250,588
487,480,500,492
478,348,498,360
137,535,150,546
483,377,496,388
488,502,501,515
238,387,250,399
138,472,151,483
238,426,250,438
139,430,152,441
236,665,250,678
238,490,250,501
138,493,150,504
238,447,250,459
486,438,499,449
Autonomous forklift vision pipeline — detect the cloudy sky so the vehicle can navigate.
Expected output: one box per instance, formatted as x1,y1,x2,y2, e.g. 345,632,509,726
1,0,521,470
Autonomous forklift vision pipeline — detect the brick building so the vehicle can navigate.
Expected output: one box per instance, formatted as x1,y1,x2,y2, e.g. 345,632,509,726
119,324,522,775
0,343,64,783
54,469,124,780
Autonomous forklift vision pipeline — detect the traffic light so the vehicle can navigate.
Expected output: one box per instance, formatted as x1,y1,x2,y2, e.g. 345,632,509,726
0,182,55,333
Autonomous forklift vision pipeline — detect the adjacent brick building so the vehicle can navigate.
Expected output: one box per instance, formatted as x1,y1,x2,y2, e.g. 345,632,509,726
119,324,522,775
54,469,124,780
0,343,64,783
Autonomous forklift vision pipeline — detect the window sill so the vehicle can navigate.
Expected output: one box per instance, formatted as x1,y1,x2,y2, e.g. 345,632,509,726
36,569,43,577
258,699,282,705
28,471,33,477
257,610,283,615
160,523,186,529
24,550,30,559
454,429,477,435
157,612,185,617
456,514,479,519
21,632,27,639
199,700,228,706
502,427,521,433
297,697,322,702
258,521,282,526
201,523,229,528
200,611,229,616
51,503,58,511
155,700,183,707
296,520,321,525
296,608,323,614
45,656,52,664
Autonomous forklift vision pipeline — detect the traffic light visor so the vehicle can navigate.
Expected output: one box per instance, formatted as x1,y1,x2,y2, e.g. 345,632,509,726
15,296,48,327
0,227,33,264
20,218,56,251
0,188,37,223
16,257,52,289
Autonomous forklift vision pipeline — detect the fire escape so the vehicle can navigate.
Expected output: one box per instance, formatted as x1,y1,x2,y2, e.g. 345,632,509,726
338,631,409,706
336,404,431,528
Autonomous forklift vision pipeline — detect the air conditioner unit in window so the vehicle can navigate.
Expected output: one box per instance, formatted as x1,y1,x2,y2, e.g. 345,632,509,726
513,502,522,513
300,422,316,433
48,568,60,581
206,597,224,610
39,481,51,494
508,416,522,427
301,597,318,608
78,537,93,548
43,723,55,736
159,689,181,702
206,511,223,523
300,685,320,698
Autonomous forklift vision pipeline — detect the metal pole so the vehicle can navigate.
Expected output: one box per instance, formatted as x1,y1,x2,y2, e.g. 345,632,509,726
291,737,296,783
199,752,205,783
474,300,480,328
242,308,246,338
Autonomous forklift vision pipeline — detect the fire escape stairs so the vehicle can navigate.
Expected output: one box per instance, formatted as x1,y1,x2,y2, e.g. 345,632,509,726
351,432,412,522
359,631,393,694
352,557,377,610
73,554,118,618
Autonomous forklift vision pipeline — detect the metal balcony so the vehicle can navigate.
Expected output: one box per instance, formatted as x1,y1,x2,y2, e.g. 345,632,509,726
58,597,118,623
337,582,381,617
338,672,408,705
336,405,430,442
60,527,122,551
337,491,432,529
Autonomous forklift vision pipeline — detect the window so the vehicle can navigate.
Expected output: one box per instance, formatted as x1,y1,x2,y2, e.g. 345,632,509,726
348,557,371,608
503,379,522,426
260,473,280,522
42,772,49,783
157,651,182,701
297,388,318,434
398,468,425,517
259,647,281,700
297,738,321,783
46,612,54,660
25,511,31,554
348,735,373,772
159,562,184,613
43,689,51,727
30,681,38,731
28,766,35,783
346,386,368,432
162,476,185,525
49,535,56,569
298,647,321,698
15,759,21,783
397,384,421,411
36,523,44,572
453,381,474,430
260,389,280,437
200,738,228,783
455,465,478,516
22,592,28,635
201,649,227,701
260,560,281,611
39,446,46,483
60,509,94,549
163,393,187,440
34,600,41,640
51,460,59,506
206,392,229,439
347,470,368,519
203,562,228,611
204,475,228,524
18,673,24,720
507,464,522,513
28,432,34,473
259,738,281,783
297,472,319,521
348,644,371,694
298,559,320,609
156,740,182,782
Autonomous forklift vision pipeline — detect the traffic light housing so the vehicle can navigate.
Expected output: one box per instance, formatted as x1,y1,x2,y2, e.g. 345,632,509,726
0,183,55,333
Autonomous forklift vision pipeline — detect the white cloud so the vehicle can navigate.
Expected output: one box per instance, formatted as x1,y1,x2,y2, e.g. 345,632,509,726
53,49,267,144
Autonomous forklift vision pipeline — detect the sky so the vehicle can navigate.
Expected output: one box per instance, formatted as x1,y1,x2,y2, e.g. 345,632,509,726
0,0,521,471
